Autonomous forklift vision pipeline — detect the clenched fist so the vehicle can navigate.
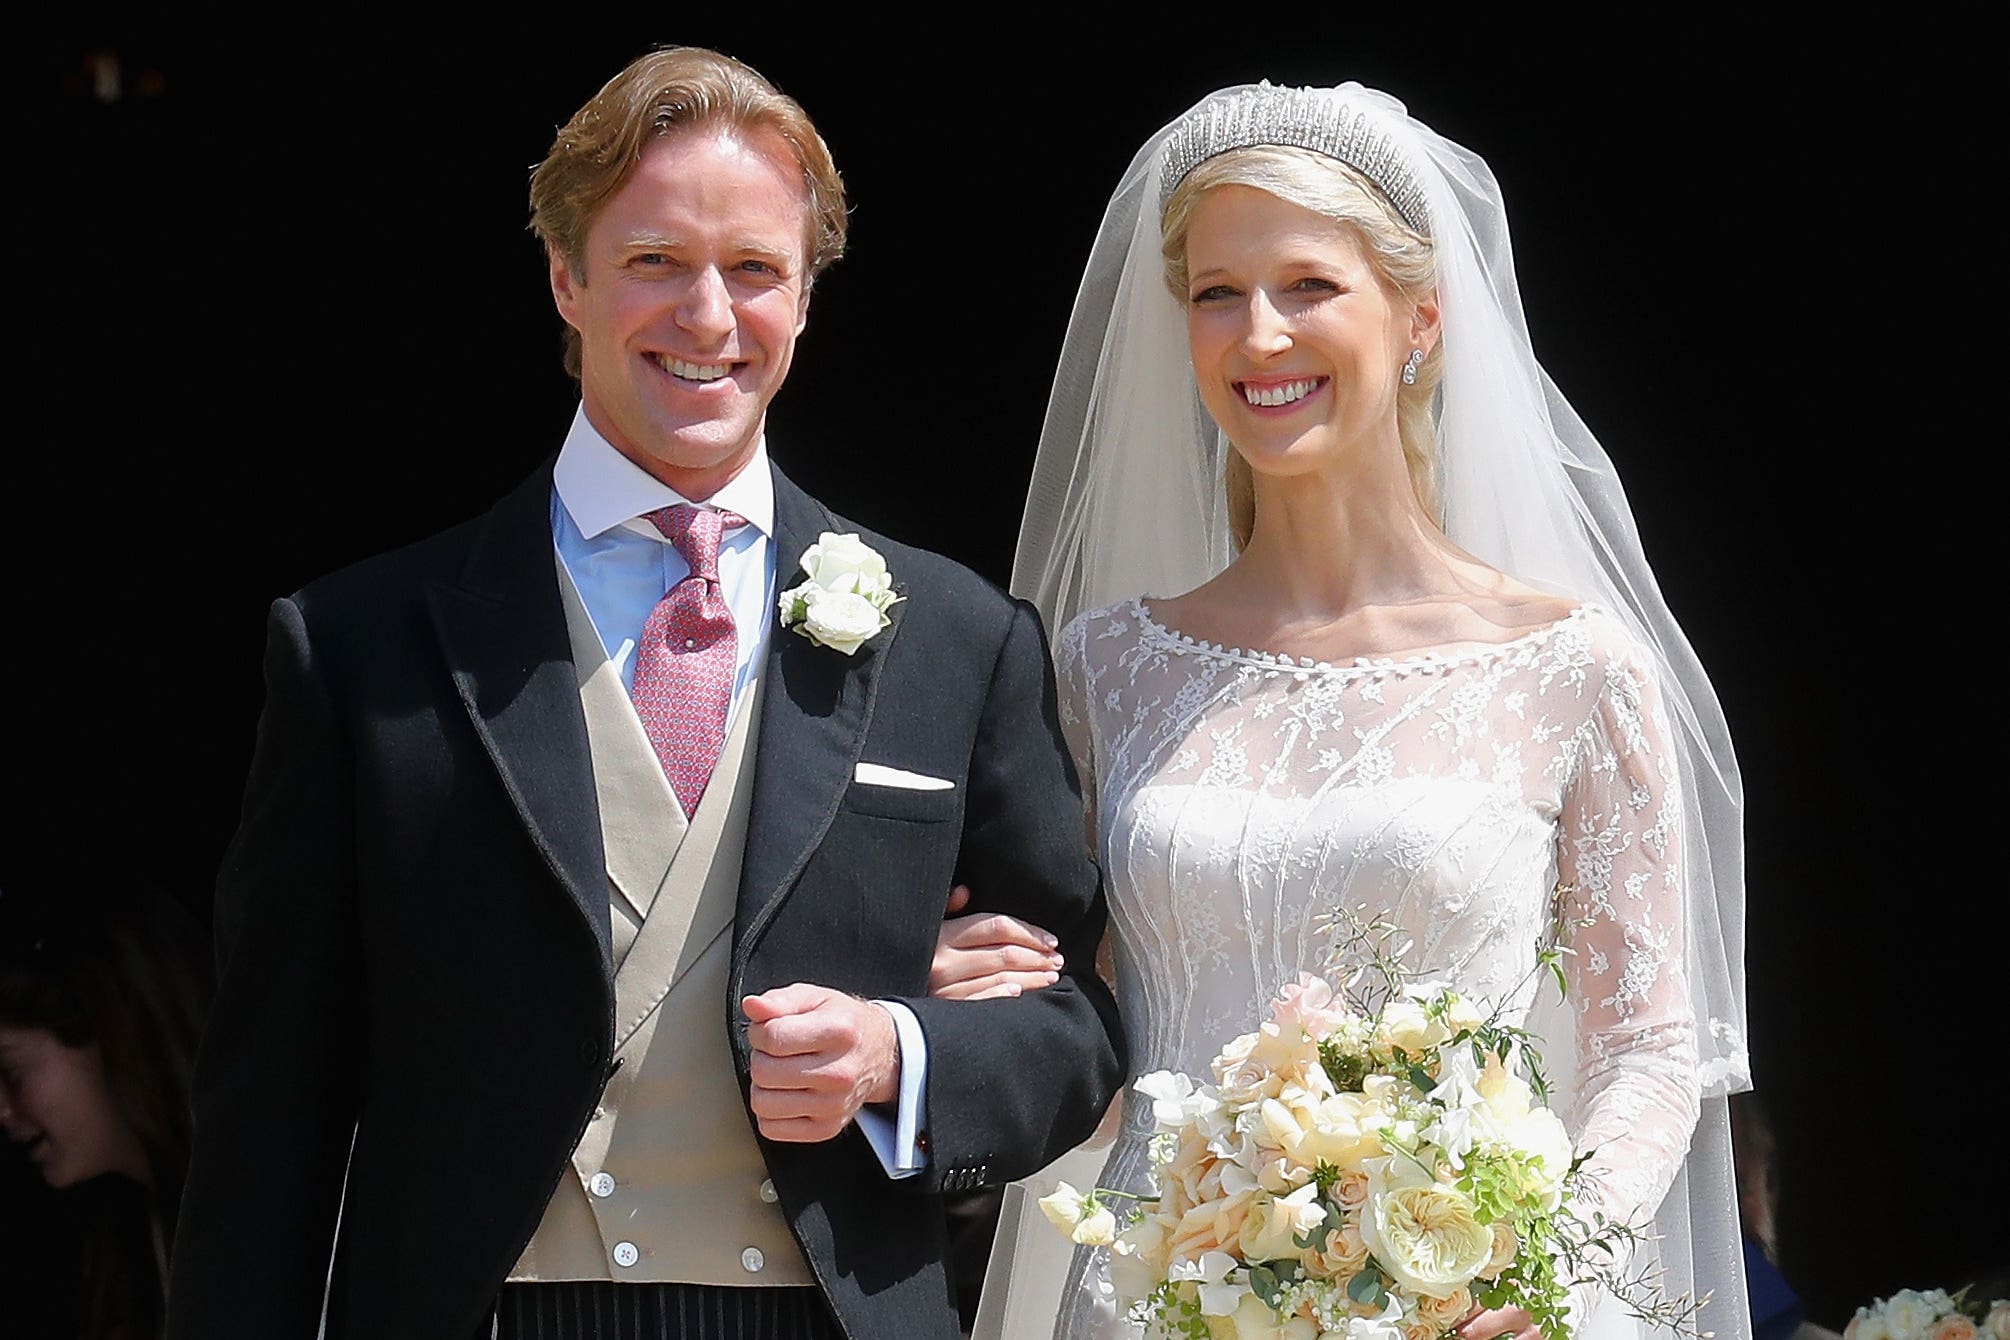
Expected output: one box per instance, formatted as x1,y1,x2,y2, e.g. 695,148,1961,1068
742,984,901,1143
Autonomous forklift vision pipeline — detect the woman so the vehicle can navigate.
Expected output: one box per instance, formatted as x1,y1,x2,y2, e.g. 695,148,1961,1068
946,83,1750,1340
0,890,211,1339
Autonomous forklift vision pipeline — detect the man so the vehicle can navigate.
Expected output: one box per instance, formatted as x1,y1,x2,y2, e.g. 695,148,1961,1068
166,47,1123,1340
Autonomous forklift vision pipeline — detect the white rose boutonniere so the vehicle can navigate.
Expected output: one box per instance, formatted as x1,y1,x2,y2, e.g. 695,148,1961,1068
777,532,902,655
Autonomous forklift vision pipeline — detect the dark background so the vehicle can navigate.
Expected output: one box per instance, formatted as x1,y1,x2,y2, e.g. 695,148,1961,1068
9,24,2001,1331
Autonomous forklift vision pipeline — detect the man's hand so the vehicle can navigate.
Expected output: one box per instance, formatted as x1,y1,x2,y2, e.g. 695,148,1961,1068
929,885,1064,1001
742,984,900,1143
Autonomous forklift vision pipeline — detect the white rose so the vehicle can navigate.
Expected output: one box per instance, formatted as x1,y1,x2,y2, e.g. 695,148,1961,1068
798,532,890,594
1851,1311,1893,1340
1358,1156,1492,1299
1886,1294,1940,1340
796,587,888,655
1983,1303,2010,1340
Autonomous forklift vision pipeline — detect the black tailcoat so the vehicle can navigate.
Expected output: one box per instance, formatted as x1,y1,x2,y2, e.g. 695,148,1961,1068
166,461,1125,1340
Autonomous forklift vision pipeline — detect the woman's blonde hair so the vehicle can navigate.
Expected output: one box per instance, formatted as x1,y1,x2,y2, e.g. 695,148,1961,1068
1160,146,1441,547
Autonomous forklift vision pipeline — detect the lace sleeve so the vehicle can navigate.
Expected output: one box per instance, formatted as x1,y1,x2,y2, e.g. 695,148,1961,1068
1556,635,1702,1235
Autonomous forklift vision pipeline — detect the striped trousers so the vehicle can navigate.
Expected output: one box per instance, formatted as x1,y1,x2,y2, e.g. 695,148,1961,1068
489,1282,843,1340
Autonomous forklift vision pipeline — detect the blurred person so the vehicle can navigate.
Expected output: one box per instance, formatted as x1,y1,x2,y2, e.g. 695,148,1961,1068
1732,1094,1842,1340
0,888,211,1340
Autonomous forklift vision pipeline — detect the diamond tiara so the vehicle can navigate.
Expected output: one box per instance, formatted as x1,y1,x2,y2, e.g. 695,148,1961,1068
1158,85,1430,234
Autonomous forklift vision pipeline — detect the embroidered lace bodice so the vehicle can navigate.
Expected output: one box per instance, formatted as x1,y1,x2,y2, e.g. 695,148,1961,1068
1051,597,1701,1337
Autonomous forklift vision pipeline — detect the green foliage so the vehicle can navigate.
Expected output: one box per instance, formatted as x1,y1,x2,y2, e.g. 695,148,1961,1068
1312,1160,1342,1194
1348,1261,1390,1308
1319,1038,1369,1092
1248,1261,1302,1310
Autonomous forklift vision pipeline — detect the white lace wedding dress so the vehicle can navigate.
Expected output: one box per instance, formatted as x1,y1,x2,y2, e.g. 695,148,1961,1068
1042,597,1702,1340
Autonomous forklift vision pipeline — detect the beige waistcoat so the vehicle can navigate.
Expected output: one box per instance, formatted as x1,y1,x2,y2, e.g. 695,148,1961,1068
509,561,812,1286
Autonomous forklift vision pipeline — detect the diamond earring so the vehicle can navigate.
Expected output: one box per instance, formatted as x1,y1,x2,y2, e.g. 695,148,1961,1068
1401,348,1425,386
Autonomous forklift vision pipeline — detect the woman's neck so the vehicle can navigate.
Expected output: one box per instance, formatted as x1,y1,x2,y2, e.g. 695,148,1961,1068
1231,450,1462,620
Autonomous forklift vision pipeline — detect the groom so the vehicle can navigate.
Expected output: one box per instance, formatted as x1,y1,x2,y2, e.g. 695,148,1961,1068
165,47,1123,1340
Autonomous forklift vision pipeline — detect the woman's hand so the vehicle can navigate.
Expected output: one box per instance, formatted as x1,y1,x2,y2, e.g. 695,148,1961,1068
1457,1305,1540,1340
928,886,1064,1000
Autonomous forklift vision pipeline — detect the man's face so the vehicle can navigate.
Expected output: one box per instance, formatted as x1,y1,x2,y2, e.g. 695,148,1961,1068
551,124,811,498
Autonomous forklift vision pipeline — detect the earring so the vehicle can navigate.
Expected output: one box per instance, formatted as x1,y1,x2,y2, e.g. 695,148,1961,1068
1401,348,1425,386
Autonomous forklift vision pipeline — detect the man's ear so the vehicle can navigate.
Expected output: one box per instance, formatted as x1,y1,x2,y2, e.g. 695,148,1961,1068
548,246,584,331
795,282,812,337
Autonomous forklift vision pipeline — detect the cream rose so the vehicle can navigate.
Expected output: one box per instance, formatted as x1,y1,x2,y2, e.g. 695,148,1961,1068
1238,1184,1327,1263
1297,1093,1388,1172
1984,1303,2010,1340
1375,1000,1451,1056
1359,1157,1493,1299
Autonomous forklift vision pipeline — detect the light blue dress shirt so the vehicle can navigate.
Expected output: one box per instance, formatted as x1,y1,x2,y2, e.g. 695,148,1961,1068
549,406,926,1177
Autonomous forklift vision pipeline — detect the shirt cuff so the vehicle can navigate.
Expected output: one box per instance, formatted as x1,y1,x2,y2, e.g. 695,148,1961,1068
856,1001,928,1179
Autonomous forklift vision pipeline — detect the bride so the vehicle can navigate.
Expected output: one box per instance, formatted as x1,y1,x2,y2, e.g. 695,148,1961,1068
934,83,1751,1340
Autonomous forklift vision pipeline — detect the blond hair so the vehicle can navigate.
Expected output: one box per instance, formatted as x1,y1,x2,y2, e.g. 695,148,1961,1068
1160,146,1441,546
529,47,848,379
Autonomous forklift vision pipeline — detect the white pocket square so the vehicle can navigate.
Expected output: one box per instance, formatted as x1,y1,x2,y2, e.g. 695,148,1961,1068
854,762,955,791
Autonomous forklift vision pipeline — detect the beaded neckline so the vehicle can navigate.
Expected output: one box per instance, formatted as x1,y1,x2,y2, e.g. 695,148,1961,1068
1127,596,1592,677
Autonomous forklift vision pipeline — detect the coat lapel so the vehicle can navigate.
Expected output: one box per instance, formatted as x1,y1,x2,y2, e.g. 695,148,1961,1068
732,466,905,971
426,462,612,974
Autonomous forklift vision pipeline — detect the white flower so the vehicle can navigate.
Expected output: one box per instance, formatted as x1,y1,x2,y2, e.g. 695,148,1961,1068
1851,1311,1893,1340
1169,1249,1244,1317
1037,1182,1091,1234
1337,1294,1408,1340
1358,1154,1493,1299
777,532,901,654
1886,1293,1941,1340
1135,1070,1224,1134
1037,1180,1117,1244
1073,1203,1119,1246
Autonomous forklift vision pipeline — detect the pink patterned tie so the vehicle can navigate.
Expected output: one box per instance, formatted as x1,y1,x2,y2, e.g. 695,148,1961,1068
631,504,746,815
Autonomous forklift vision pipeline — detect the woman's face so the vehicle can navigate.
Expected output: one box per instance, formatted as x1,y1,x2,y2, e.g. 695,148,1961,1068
1183,184,1420,480
0,1023,148,1189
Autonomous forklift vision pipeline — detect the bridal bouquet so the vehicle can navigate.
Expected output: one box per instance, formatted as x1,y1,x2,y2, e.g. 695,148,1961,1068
1040,931,1696,1340
1844,1288,2010,1340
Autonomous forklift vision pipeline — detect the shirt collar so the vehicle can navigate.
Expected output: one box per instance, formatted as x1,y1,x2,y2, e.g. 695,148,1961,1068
552,402,776,542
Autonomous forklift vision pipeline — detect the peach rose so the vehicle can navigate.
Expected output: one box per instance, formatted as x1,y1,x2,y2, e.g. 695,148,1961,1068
1334,1171,1371,1214
1420,1287,1476,1331
1313,1223,1371,1279
1931,1318,1977,1340
1479,1221,1519,1280
1984,1304,2010,1340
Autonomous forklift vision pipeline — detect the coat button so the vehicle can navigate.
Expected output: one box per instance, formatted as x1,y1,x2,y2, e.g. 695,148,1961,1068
612,1241,639,1268
741,1247,765,1273
590,1172,616,1198
758,1179,778,1204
